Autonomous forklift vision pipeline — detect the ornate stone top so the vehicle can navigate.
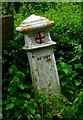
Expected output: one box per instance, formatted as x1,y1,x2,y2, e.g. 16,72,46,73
16,14,55,33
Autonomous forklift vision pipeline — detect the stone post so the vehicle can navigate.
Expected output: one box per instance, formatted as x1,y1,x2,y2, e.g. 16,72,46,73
2,15,14,50
16,14,61,97
2,15,14,74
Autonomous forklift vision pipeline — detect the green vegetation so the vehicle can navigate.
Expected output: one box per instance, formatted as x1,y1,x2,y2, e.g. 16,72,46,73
2,2,83,120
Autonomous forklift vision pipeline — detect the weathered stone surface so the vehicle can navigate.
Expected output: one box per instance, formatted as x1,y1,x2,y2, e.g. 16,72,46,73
16,14,61,97
16,14,55,33
27,47,60,97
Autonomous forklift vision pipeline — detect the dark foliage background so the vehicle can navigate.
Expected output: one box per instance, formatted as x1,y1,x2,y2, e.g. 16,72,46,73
2,2,83,120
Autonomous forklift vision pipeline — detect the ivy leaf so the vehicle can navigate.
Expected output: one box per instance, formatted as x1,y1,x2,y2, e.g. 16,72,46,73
74,79,82,86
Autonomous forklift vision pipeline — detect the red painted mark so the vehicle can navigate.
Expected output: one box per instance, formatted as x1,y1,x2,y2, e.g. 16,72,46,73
35,32,45,43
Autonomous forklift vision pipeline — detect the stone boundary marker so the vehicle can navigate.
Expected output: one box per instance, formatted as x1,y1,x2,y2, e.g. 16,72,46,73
16,14,61,98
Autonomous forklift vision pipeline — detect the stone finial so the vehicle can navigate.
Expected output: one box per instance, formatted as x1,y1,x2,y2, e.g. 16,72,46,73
16,14,55,33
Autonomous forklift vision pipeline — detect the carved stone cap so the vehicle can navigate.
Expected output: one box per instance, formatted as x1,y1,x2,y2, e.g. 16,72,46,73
16,14,55,33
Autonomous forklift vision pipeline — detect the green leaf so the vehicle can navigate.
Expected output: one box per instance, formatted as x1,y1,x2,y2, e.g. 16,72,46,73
30,108,36,115
8,85,17,92
6,103,15,110
8,65,18,75
74,79,82,86
72,72,78,78
68,90,74,94
59,61,72,75
23,93,31,99
10,76,19,85
18,83,25,90
61,80,68,86
74,97,79,103
45,112,53,119
17,71,25,80
35,114,41,119
24,102,28,108
63,69,69,75
74,63,83,69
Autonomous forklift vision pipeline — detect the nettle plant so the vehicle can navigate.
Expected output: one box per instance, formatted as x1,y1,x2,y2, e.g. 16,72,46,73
2,64,83,120
3,64,83,120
